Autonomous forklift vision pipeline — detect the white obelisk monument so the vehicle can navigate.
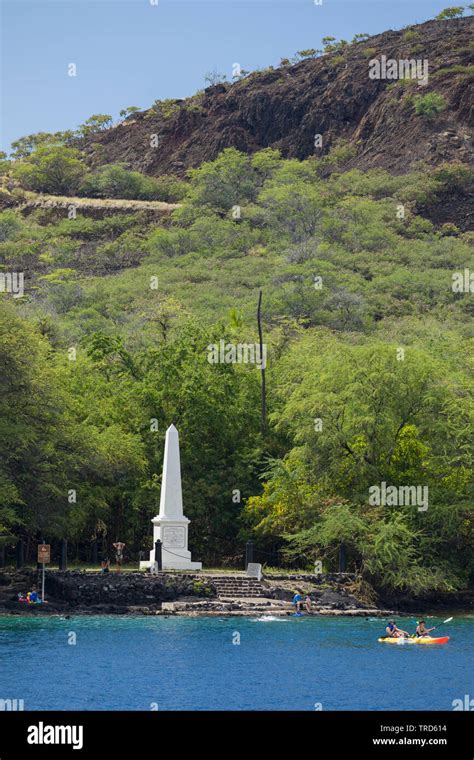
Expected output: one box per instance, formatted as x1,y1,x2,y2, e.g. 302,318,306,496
141,424,201,571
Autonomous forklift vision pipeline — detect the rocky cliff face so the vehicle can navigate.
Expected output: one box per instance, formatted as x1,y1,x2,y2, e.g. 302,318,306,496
81,18,473,177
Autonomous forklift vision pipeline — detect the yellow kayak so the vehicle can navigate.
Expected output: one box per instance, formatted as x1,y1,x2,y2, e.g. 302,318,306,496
378,636,449,645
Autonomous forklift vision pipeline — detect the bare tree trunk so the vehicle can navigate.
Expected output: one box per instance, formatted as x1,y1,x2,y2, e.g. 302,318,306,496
257,289,266,434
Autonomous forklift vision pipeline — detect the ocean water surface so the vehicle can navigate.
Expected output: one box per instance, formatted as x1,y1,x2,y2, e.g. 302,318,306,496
0,614,472,711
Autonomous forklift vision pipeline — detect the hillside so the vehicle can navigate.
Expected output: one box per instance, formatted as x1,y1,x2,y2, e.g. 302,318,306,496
81,18,474,178
0,14,473,596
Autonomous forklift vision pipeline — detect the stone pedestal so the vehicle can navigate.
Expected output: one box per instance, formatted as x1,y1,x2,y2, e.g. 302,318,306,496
149,516,201,570
140,424,202,571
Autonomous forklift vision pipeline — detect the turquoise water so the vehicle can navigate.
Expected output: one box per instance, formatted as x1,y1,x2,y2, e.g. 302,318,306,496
0,615,472,710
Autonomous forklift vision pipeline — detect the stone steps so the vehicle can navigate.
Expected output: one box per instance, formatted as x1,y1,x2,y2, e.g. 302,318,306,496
214,593,268,599
202,575,268,599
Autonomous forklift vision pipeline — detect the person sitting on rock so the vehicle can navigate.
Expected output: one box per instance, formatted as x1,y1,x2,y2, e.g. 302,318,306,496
304,595,312,613
100,558,110,573
22,585,43,604
17,585,46,605
385,619,409,638
292,592,303,613
29,586,38,603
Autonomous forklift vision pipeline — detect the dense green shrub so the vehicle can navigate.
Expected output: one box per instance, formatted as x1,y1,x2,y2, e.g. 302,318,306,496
12,146,86,194
413,92,447,118
186,148,257,210
80,164,187,201
0,210,23,242
151,175,188,202
432,162,473,192
80,164,156,199
402,29,420,41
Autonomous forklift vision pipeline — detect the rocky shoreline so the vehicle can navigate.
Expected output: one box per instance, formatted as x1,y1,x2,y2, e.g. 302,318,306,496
0,569,389,617
0,569,471,618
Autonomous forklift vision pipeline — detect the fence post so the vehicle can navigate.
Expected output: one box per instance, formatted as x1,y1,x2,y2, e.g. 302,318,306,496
245,541,254,570
154,540,162,571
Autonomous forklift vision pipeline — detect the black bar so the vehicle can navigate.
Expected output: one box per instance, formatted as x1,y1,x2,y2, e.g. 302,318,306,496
154,539,162,570
245,540,254,569
0,711,471,758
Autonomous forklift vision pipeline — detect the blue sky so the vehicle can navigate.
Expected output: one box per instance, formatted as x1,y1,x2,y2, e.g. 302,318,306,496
0,0,455,152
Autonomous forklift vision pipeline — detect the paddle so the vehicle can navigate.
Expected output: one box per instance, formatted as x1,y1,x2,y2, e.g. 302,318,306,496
430,616,453,632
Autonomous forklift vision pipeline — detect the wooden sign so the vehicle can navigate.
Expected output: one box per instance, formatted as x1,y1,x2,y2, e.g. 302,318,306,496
37,544,51,564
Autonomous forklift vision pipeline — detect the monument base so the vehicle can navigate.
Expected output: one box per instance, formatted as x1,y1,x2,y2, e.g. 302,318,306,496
139,560,202,572
141,515,202,572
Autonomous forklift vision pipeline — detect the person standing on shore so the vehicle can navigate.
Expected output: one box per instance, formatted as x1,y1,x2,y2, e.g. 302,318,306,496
112,541,126,573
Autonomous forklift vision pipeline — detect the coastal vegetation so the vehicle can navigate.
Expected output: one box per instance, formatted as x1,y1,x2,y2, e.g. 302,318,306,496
1,144,472,598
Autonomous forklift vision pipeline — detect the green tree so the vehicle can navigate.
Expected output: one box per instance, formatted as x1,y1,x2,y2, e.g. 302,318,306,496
296,49,318,59
275,338,470,494
250,148,282,182
80,163,157,199
258,179,324,242
436,6,465,19
187,148,257,211
119,106,140,119
78,114,113,137
0,305,83,540
9,130,75,159
12,145,86,194
283,502,370,568
321,36,348,53
11,132,60,159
